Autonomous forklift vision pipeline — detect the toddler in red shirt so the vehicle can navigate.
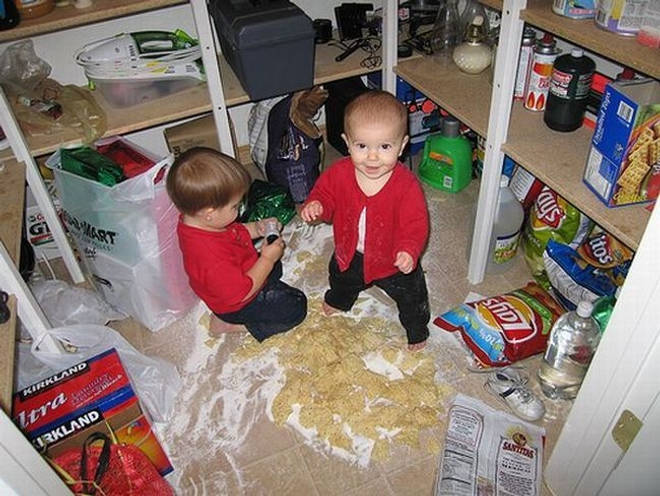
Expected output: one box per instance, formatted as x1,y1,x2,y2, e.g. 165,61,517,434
166,148,307,341
301,91,430,351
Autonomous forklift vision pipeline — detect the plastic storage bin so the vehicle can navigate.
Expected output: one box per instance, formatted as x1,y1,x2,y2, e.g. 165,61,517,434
90,75,202,108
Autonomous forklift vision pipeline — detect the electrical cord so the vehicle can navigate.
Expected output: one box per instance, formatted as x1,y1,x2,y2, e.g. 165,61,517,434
330,36,382,69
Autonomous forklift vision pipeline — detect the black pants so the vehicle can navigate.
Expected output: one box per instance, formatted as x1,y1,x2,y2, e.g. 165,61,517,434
325,253,430,345
217,261,307,342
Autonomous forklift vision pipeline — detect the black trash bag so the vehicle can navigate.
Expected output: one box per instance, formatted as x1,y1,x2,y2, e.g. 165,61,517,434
240,179,296,227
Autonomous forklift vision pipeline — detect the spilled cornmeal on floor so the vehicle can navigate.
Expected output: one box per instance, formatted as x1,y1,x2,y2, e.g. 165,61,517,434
233,296,453,466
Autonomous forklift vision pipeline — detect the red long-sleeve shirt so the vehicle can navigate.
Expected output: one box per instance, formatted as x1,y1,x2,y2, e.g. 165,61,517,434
305,157,429,283
177,220,259,313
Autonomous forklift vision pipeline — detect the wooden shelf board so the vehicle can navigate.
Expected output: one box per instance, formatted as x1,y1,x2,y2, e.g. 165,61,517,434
503,103,650,249
0,0,187,42
521,0,660,79
21,83,213,157
395,57,491,137
0,295,17,414
481,0,503,11
0,159,26,264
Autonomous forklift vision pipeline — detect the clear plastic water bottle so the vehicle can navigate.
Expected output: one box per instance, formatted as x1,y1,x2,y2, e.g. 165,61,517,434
538,300,601,400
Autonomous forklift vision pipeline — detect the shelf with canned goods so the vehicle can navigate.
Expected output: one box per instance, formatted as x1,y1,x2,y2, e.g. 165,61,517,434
521,0,659,79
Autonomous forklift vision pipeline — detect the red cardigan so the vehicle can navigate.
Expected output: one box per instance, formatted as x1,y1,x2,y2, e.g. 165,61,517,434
306,157,429,283
177,220,259,313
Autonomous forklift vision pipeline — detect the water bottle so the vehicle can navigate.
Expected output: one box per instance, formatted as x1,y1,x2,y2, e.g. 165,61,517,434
538,300,601,400
487,176,525,274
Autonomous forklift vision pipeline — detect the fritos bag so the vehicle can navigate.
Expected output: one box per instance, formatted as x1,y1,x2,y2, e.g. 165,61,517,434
434,282,564,367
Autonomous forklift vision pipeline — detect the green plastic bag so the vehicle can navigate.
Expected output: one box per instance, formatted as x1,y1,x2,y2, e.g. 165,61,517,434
240,180,296,226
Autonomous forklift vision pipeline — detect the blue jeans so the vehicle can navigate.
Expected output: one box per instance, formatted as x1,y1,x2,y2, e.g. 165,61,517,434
216,261,307,342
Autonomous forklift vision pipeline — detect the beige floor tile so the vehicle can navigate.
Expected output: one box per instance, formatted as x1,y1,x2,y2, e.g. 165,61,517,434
239,446,318,496
346,476,395,496
385,455,438,496
376,429,443,475
298,441,381,496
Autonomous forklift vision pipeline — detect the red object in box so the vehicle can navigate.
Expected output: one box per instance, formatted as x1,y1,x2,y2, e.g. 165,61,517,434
12,349,172,476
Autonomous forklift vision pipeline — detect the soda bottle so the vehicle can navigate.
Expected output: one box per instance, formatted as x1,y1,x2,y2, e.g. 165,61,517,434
538,300,601,399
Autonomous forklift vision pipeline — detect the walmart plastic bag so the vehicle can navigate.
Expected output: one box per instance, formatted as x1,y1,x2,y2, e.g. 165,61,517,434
27,325,181,423
47,148,197,331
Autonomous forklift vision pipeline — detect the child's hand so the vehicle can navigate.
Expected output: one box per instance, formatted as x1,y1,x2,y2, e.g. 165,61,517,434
394,251,414,274
260,236,284,263
256,217,281,237
300,201,323,223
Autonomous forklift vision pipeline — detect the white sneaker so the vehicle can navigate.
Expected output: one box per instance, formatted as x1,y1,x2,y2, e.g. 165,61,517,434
484,367,546,422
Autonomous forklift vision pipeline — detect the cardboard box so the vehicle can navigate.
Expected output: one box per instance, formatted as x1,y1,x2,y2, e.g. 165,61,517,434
583,79,660,207
12,349,172,476
164,113,238,159
24,183,62,261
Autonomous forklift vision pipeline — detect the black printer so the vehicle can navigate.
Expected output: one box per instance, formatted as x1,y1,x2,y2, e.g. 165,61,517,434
210,0,315,101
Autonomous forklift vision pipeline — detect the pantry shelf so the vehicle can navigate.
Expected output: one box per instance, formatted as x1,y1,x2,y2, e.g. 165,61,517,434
480,0,503,11
20,39,387,157
0,160,24,414
0,158,26,263
521,0,660,79
0,0,187,42
395,56,491,137
503,103,650,250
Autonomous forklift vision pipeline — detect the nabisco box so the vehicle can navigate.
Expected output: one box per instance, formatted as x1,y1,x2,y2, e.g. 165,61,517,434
12,349,172,476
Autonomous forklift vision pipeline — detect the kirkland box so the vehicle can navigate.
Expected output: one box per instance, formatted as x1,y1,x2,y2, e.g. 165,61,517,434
12,349,173,476
210,0,314,101
583,79,660,207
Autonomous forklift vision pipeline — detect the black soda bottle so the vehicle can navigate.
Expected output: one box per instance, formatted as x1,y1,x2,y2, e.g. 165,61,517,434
544,48,595,132
0,0,20,31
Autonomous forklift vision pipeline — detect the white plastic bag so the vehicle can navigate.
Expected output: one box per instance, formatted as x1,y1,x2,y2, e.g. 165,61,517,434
30,279,126,327
29,325,181,423
46,146,197,331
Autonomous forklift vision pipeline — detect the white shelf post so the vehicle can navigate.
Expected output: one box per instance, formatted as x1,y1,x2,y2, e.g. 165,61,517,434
189,0,235,158
0,242,63,353
0,88,85,285
467,0,527,284
382,0,398,94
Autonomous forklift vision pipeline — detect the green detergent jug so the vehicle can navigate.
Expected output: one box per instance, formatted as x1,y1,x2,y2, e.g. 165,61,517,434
418,117,472,193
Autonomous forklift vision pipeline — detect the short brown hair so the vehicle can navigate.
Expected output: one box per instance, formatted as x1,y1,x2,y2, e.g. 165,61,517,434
344,90,408,138
166,147,251,216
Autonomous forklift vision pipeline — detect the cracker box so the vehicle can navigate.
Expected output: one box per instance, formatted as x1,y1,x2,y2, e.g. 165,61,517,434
12,349,172,476
583,79,660,207
25,184,62,261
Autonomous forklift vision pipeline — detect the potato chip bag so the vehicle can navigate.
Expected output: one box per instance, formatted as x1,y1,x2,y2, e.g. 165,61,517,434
434,283,564,368
522,186,593,287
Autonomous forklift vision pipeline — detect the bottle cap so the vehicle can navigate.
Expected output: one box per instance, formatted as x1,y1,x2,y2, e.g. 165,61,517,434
571,48,584,58
577,300,594,318
442,117,460,137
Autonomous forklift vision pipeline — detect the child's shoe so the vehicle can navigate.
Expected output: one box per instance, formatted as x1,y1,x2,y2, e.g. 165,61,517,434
484,367,545,422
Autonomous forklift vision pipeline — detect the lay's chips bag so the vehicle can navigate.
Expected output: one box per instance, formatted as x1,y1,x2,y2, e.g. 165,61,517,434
522,186,593,288
434,283,564,368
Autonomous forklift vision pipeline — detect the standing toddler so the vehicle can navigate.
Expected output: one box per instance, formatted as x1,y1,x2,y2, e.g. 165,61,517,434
301,91,430,350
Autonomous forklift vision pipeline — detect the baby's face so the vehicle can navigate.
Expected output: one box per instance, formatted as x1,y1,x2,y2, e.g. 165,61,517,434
201,192,243,231
342,120,408,183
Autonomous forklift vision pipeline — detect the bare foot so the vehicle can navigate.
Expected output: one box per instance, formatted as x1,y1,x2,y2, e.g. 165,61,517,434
407,340,427,352
209,315,247,337
322,301,341,316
